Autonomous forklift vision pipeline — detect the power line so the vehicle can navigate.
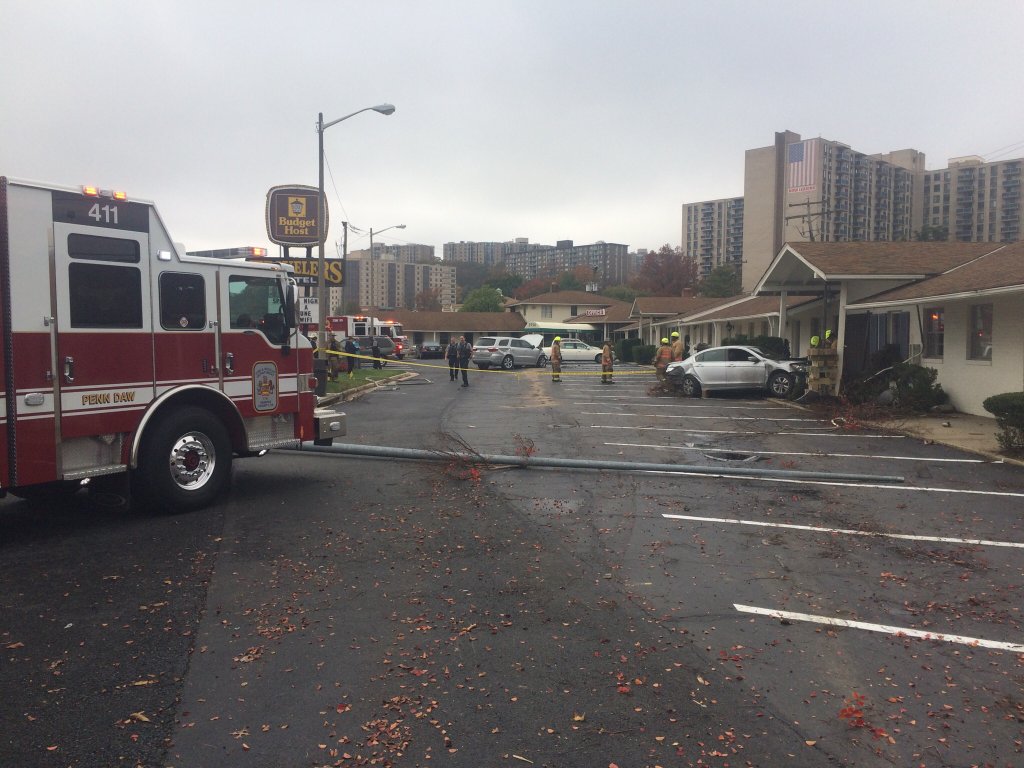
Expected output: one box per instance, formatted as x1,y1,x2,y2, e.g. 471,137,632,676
981,139,1024,161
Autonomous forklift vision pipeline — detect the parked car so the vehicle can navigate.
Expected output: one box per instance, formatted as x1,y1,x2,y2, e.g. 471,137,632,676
353,335,397,363
666,345,807,398
542,338,607,364
419,341,445,359
472,336,547,370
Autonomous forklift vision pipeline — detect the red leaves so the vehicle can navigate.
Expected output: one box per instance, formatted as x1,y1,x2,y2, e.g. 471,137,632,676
838,692,868,728
838,692,890,741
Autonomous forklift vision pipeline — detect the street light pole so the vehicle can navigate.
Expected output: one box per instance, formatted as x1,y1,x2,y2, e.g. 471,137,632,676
368,224,406,261
316,103,395,353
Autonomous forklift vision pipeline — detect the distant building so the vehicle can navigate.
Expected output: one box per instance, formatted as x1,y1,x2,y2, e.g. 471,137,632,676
682,197,744,279
922,155,1022,243
686,130,1023,293
336,244,455,310
503,240,630,284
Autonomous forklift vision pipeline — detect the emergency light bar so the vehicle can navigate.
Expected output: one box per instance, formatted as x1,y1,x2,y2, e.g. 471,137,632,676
81,185,128,200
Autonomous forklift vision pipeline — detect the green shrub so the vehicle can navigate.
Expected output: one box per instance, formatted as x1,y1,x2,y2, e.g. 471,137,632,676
844,362,946,412
635,344,657,365
892,363,946,412
982,392,1024,451
616,338,641,363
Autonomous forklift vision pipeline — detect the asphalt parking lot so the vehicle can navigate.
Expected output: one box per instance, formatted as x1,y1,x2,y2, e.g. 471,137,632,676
3,358,1022,767
408,358,1024,765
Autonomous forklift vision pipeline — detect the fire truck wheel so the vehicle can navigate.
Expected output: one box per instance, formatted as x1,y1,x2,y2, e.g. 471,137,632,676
133,407,232,513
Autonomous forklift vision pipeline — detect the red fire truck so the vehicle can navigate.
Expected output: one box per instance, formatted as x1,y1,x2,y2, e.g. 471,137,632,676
0,177,344,512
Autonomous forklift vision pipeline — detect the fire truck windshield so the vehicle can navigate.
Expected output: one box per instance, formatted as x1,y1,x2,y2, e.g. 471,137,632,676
228,275,290,344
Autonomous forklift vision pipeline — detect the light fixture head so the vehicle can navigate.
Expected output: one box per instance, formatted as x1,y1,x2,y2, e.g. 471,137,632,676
373,103,396,115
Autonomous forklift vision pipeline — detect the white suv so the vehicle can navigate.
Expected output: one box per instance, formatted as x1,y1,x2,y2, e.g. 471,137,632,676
472,337,547,370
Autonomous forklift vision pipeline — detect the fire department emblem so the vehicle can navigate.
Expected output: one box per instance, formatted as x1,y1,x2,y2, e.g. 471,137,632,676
253,362,278,412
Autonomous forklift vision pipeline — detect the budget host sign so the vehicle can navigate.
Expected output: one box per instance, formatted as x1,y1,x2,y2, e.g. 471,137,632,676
265,184,328,246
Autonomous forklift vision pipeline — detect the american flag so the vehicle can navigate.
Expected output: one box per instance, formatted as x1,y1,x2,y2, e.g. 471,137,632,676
787,138,819,193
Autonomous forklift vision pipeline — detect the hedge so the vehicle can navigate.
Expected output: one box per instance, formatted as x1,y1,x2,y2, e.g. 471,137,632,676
982,392,1024,451
616,338,642,363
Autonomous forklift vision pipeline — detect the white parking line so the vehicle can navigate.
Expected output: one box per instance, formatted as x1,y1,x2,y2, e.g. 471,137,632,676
575,402,793,410
648,472,1024,497
734,604,1024,653
662,513,1024,548
583,411,825,423
607,441,988,464
592,425,899,437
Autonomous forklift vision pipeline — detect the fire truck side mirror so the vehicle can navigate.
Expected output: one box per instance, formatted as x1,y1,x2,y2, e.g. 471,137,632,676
285,287,296,327
282,286,295,355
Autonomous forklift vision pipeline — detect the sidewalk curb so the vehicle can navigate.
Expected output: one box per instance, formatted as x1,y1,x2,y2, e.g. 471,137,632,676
338,371,419,402
869,423,1024,468
777,398,1024,468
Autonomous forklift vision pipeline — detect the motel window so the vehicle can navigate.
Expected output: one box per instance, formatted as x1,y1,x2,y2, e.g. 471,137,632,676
967,304,993,361
923,307,944,358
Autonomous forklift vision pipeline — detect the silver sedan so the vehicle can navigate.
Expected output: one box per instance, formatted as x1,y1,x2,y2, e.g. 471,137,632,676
666,345,806,397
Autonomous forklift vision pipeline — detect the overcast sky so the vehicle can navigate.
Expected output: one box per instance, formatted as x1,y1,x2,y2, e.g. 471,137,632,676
2,1,1022,260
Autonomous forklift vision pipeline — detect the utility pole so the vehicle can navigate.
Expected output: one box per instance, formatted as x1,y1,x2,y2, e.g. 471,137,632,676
785,198,831,242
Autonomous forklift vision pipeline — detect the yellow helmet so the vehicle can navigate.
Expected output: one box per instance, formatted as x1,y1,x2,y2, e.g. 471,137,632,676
661,338,669,344
810,335,820,347
553,336,561,342
671,331,679,337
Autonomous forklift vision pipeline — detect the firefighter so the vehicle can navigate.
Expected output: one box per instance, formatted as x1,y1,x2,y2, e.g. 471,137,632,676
550,336,562,382
809,335,820,350
327,334,341,381
823,329,836,348
670,330,684,362
601,340,614,384
653,337,673,383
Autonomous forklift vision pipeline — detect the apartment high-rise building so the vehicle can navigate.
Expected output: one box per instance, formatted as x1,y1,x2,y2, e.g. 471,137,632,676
503,240,630,284
443,238,553,266
921,155,1022,243
682,196,744,279
689,130,1022,293
336,245,456,311
737,131,925,291
443,241,506,266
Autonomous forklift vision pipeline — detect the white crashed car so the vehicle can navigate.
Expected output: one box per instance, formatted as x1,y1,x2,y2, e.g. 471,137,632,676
666,345,807,397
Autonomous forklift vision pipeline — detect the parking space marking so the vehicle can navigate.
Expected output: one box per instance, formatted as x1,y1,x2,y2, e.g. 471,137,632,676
607,442,988,464
592,425,900,437
575,402,794,410
647,471,1024,497
582,411,825,423
734,604,1024,652
662,513,1024,548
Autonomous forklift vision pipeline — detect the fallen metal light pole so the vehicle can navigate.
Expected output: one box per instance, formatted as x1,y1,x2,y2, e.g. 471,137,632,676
290,442,905,484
